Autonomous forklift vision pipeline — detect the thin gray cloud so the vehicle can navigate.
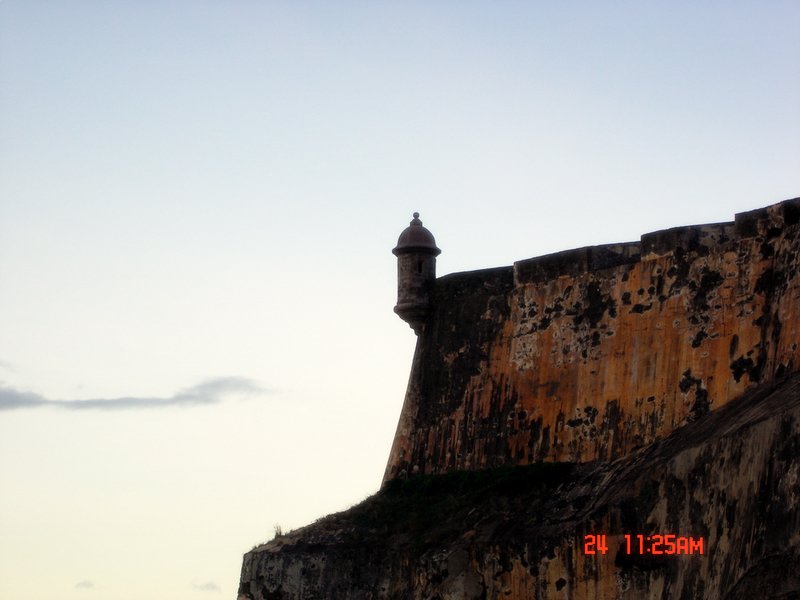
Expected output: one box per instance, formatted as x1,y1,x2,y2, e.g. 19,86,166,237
75,580,95,590
192,581,221,592
0,377,265,411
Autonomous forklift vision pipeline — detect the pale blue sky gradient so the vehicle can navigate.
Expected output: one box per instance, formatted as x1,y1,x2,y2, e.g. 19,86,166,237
1,2,798,599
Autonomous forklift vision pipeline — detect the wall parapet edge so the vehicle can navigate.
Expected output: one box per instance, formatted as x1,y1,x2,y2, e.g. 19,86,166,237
509,197,800,286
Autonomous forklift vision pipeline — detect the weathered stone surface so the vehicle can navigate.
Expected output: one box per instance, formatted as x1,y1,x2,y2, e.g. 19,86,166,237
238,197,800,599
238,373,800,599
384,198,800,481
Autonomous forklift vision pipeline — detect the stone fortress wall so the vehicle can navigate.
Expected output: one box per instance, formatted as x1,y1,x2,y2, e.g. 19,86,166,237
384,198,800,481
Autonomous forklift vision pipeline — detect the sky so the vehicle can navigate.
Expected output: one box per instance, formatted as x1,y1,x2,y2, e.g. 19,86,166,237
0,1,798,598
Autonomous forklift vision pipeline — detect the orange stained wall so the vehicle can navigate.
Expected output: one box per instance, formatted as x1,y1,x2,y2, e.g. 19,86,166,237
384,198,800,481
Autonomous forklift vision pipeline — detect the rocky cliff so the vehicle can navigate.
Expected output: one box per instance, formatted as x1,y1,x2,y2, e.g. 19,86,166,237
238,197,800,599
239,373,800,599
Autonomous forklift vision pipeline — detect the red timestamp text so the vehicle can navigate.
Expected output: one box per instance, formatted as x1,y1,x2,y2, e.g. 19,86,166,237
583,534,704,556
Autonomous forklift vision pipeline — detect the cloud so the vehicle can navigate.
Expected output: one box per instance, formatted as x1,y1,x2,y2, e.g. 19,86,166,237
192,581,221,592
75,580,95,590
0,386,48,410
0,377,265,411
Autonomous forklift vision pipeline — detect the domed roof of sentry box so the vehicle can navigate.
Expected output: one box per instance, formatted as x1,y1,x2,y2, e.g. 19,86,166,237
392,212,442,256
